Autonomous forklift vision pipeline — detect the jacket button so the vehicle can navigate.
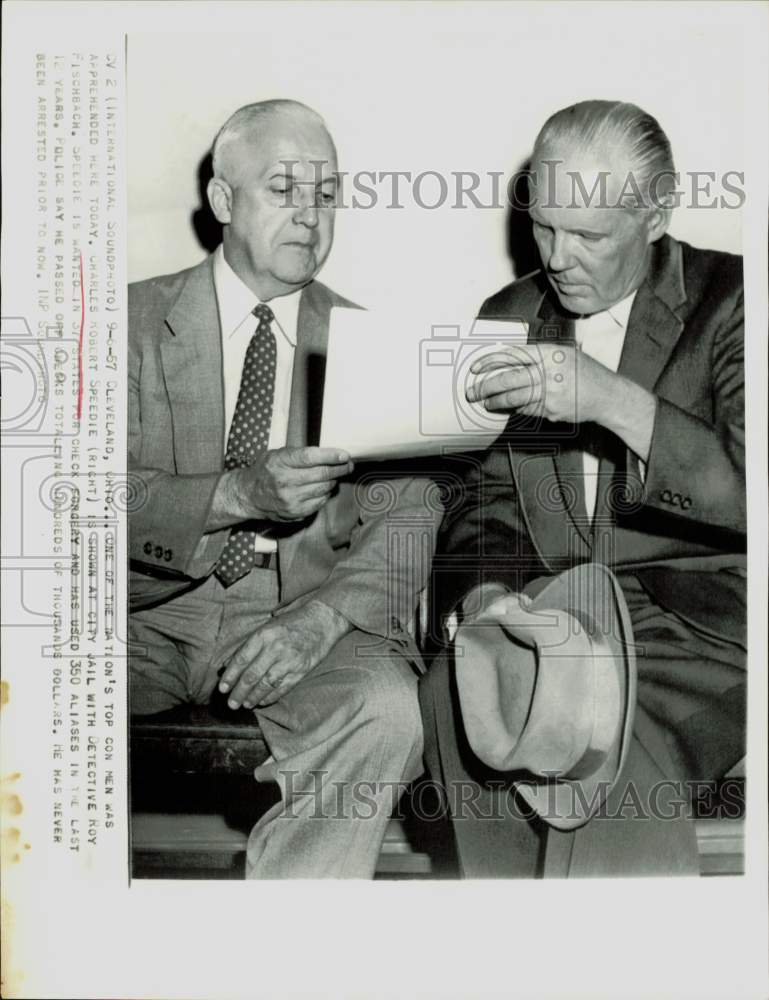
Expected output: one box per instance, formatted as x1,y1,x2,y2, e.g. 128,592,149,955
671,492,682,507
660,489,672,503
164,548,173,561
143,541,152,555
681,497,692,510
154,545,163,559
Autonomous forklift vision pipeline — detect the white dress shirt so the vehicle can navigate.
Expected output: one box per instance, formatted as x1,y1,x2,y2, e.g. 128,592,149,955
213,244,300,552
574,290,637,523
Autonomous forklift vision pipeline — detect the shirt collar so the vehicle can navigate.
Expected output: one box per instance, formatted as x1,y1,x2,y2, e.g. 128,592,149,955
213,244,300,346
574,289,635,345
605,289,636,330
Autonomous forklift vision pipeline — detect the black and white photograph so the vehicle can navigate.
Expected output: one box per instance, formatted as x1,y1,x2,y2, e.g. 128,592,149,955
126,9,749,883
2,2,767,998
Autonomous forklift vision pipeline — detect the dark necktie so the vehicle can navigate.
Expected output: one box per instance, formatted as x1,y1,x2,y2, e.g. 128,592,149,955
215,303,276,586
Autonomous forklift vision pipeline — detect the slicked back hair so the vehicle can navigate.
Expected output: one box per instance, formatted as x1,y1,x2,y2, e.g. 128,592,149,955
532,100,676,207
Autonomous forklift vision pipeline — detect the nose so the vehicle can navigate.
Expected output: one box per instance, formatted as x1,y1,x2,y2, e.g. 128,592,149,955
292,186,319,229
547,230,574,272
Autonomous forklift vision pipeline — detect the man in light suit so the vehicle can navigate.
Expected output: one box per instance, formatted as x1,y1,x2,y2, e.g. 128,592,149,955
421,100,745,877
129,100,439,877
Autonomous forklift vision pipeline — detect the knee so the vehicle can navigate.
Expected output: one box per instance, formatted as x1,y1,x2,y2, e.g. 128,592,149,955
354,660,423,764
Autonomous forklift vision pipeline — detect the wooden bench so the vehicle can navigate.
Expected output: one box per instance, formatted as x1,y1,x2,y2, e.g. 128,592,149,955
130,696,745,879
130,699,269,777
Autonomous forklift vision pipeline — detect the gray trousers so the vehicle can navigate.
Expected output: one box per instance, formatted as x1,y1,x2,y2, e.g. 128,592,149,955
130,567,423,878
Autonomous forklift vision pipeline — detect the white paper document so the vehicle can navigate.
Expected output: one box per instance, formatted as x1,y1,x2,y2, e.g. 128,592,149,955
319,309,529,459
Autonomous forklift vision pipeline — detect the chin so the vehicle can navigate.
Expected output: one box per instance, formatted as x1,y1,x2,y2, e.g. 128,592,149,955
275,264,318,287
276,251,323,286
553,290,592,315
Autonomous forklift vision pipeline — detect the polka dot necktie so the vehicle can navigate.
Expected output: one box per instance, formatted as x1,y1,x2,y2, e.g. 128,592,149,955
215,303,276,586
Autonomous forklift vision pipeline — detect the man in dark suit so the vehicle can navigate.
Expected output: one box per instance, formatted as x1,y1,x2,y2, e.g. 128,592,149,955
129,100,439,877
421,100,745,877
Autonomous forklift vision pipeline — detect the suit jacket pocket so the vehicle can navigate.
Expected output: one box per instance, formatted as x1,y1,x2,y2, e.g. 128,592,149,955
129,566,197,612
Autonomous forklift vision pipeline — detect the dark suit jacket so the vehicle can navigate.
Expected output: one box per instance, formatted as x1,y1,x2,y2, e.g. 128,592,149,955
128,255,440,659
437,234,745,650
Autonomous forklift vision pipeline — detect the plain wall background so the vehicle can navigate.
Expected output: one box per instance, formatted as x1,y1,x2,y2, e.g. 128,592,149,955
127,5,745,320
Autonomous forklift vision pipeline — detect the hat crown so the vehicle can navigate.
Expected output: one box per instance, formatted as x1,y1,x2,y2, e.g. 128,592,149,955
454,563,635,830
508,625,596,776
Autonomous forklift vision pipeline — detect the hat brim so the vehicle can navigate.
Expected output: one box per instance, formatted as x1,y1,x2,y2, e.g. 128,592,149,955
514,563,636,830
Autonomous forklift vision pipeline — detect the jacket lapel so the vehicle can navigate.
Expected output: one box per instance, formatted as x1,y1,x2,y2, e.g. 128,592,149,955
286,280,332,448
280,280,339,590
617,236,687,391
508,293,593,556
591,236,687,527
160,257,226,474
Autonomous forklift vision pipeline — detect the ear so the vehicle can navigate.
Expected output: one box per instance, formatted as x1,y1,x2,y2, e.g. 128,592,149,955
207,177,233,225
644,201,672,244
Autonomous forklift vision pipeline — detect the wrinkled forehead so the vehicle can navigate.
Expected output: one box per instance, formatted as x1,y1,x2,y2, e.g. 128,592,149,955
226,115,338,183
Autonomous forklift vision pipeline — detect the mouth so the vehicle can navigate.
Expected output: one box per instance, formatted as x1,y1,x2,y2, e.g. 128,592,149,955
551,277,589,293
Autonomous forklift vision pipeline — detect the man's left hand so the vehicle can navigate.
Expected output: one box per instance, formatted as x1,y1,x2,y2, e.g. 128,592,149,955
219,600,352,709
466,344,612,424
466,344,656,461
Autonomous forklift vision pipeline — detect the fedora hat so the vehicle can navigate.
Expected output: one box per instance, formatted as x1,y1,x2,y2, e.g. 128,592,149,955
454,563,636,830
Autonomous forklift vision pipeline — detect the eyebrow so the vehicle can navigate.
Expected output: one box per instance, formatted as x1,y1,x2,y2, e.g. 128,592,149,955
530,216,608,238
267,171,338,186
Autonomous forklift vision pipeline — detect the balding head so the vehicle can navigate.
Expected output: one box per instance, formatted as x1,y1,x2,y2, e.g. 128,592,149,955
211,99,336,186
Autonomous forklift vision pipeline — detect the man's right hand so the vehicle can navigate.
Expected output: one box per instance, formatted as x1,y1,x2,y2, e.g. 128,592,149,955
207,447,354,530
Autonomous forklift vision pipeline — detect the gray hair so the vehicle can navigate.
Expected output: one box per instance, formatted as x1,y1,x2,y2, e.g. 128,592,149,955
532,100,676,207
211,99,331,183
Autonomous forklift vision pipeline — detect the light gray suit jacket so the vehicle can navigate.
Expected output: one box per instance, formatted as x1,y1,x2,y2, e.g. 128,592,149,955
128,255,440,660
